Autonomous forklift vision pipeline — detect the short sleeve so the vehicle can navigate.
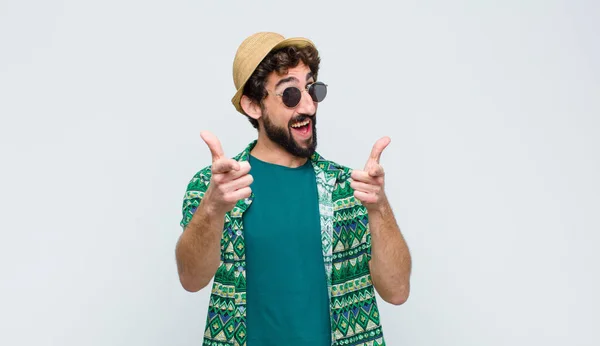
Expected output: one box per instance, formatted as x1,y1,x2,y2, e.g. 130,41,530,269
346,169,372,262
362,204,372,262
352,200,371,261
180,167,212,230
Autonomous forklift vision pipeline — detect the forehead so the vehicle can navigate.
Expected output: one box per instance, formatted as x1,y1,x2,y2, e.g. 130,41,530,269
267,63,314,89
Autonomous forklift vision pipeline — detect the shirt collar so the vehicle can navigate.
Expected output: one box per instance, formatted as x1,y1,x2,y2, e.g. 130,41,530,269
233,140,351,181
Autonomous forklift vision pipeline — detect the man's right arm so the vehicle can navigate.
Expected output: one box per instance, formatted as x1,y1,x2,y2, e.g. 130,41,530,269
175,197,227,292
175,131,253,292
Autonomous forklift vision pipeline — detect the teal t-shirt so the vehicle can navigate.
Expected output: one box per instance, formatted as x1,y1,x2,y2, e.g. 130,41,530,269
243,155,331,345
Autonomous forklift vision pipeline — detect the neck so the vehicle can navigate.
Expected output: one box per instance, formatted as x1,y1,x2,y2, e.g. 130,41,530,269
250,132,308,168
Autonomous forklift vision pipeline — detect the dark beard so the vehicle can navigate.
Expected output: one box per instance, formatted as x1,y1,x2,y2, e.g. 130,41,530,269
262,111,317,159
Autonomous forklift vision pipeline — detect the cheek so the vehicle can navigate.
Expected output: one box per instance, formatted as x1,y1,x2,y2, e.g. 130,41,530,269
270,110,295,127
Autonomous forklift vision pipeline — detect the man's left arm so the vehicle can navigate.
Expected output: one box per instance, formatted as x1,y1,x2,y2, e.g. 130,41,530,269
350,136,412,305
366,196,411,305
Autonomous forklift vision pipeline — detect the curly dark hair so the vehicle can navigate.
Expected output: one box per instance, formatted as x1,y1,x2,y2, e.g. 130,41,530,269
242,45,321,129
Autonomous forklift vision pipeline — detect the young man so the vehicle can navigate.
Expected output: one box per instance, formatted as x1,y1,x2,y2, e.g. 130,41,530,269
176,32,411,346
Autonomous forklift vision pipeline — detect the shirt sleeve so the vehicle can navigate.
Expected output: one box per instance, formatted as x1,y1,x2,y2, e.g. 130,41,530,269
355,201,372,263
180,167,212,230
339,166,373,263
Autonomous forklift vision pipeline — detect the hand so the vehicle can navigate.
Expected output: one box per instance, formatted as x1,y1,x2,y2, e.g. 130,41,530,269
200,131,253,214
350,136,391,211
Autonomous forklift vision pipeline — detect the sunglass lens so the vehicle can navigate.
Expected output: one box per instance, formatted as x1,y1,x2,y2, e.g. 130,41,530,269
309,82,327,102
282,87,301,107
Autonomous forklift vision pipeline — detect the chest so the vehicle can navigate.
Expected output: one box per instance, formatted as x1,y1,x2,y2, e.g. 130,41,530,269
242,167,322,254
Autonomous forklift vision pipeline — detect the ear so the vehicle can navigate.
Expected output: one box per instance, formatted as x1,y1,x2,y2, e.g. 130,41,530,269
241,95,262,120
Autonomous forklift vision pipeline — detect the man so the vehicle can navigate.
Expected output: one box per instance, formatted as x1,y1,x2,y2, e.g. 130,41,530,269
176,32,411,346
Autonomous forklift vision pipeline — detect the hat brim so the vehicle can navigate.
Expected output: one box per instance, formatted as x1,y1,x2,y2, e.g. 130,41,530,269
231,37,316,115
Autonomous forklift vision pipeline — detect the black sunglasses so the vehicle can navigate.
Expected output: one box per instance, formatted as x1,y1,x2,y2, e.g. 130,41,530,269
274,81,328,108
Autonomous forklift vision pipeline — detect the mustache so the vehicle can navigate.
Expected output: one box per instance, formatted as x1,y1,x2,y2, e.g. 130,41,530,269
288,113,317,127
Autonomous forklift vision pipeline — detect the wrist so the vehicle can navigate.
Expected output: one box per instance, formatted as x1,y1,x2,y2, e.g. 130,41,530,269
367,205,386,218
367,195,390,216
200,190,229,217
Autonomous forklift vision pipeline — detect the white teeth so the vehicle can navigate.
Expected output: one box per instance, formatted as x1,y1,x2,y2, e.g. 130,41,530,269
291,120,309,128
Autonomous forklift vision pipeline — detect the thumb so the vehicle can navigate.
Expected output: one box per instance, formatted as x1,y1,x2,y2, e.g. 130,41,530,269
365,136,391,168
200,131,225,162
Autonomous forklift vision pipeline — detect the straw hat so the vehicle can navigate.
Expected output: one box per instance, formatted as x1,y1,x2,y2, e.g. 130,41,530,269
231,32,316,114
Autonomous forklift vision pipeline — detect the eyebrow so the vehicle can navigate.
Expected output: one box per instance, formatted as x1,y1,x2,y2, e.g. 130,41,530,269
274,72,315,88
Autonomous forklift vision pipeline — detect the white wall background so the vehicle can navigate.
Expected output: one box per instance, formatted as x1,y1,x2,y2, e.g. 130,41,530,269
1,0,599,345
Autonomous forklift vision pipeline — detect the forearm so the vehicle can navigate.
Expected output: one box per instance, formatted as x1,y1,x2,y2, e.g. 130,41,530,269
175,199,225,292
368,196,412,305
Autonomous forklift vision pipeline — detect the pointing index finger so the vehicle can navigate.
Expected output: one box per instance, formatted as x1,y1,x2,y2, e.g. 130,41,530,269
368,136,391,164
200,131,225,162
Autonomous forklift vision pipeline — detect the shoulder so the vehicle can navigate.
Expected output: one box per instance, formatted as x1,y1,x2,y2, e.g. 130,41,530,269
179,164,213,229
313,154,372,212
312,152,353,183
312,153,363,204
183,164,213,194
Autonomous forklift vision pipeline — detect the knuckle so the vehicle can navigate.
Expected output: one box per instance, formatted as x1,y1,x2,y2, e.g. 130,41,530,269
212,174,223,184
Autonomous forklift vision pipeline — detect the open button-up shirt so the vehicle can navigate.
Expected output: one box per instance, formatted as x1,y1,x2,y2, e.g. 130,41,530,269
180,140,386,346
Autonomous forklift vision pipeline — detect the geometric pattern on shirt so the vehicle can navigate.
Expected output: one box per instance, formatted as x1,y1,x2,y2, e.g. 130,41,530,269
180,140,387,345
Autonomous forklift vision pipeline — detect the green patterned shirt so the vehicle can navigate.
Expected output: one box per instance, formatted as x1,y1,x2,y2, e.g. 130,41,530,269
180,140,386,346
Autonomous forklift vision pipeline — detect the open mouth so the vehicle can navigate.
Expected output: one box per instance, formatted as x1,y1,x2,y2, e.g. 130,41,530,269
290,119,312,137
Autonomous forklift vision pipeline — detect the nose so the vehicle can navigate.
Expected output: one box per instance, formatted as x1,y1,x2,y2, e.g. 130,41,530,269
295,87,316,115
